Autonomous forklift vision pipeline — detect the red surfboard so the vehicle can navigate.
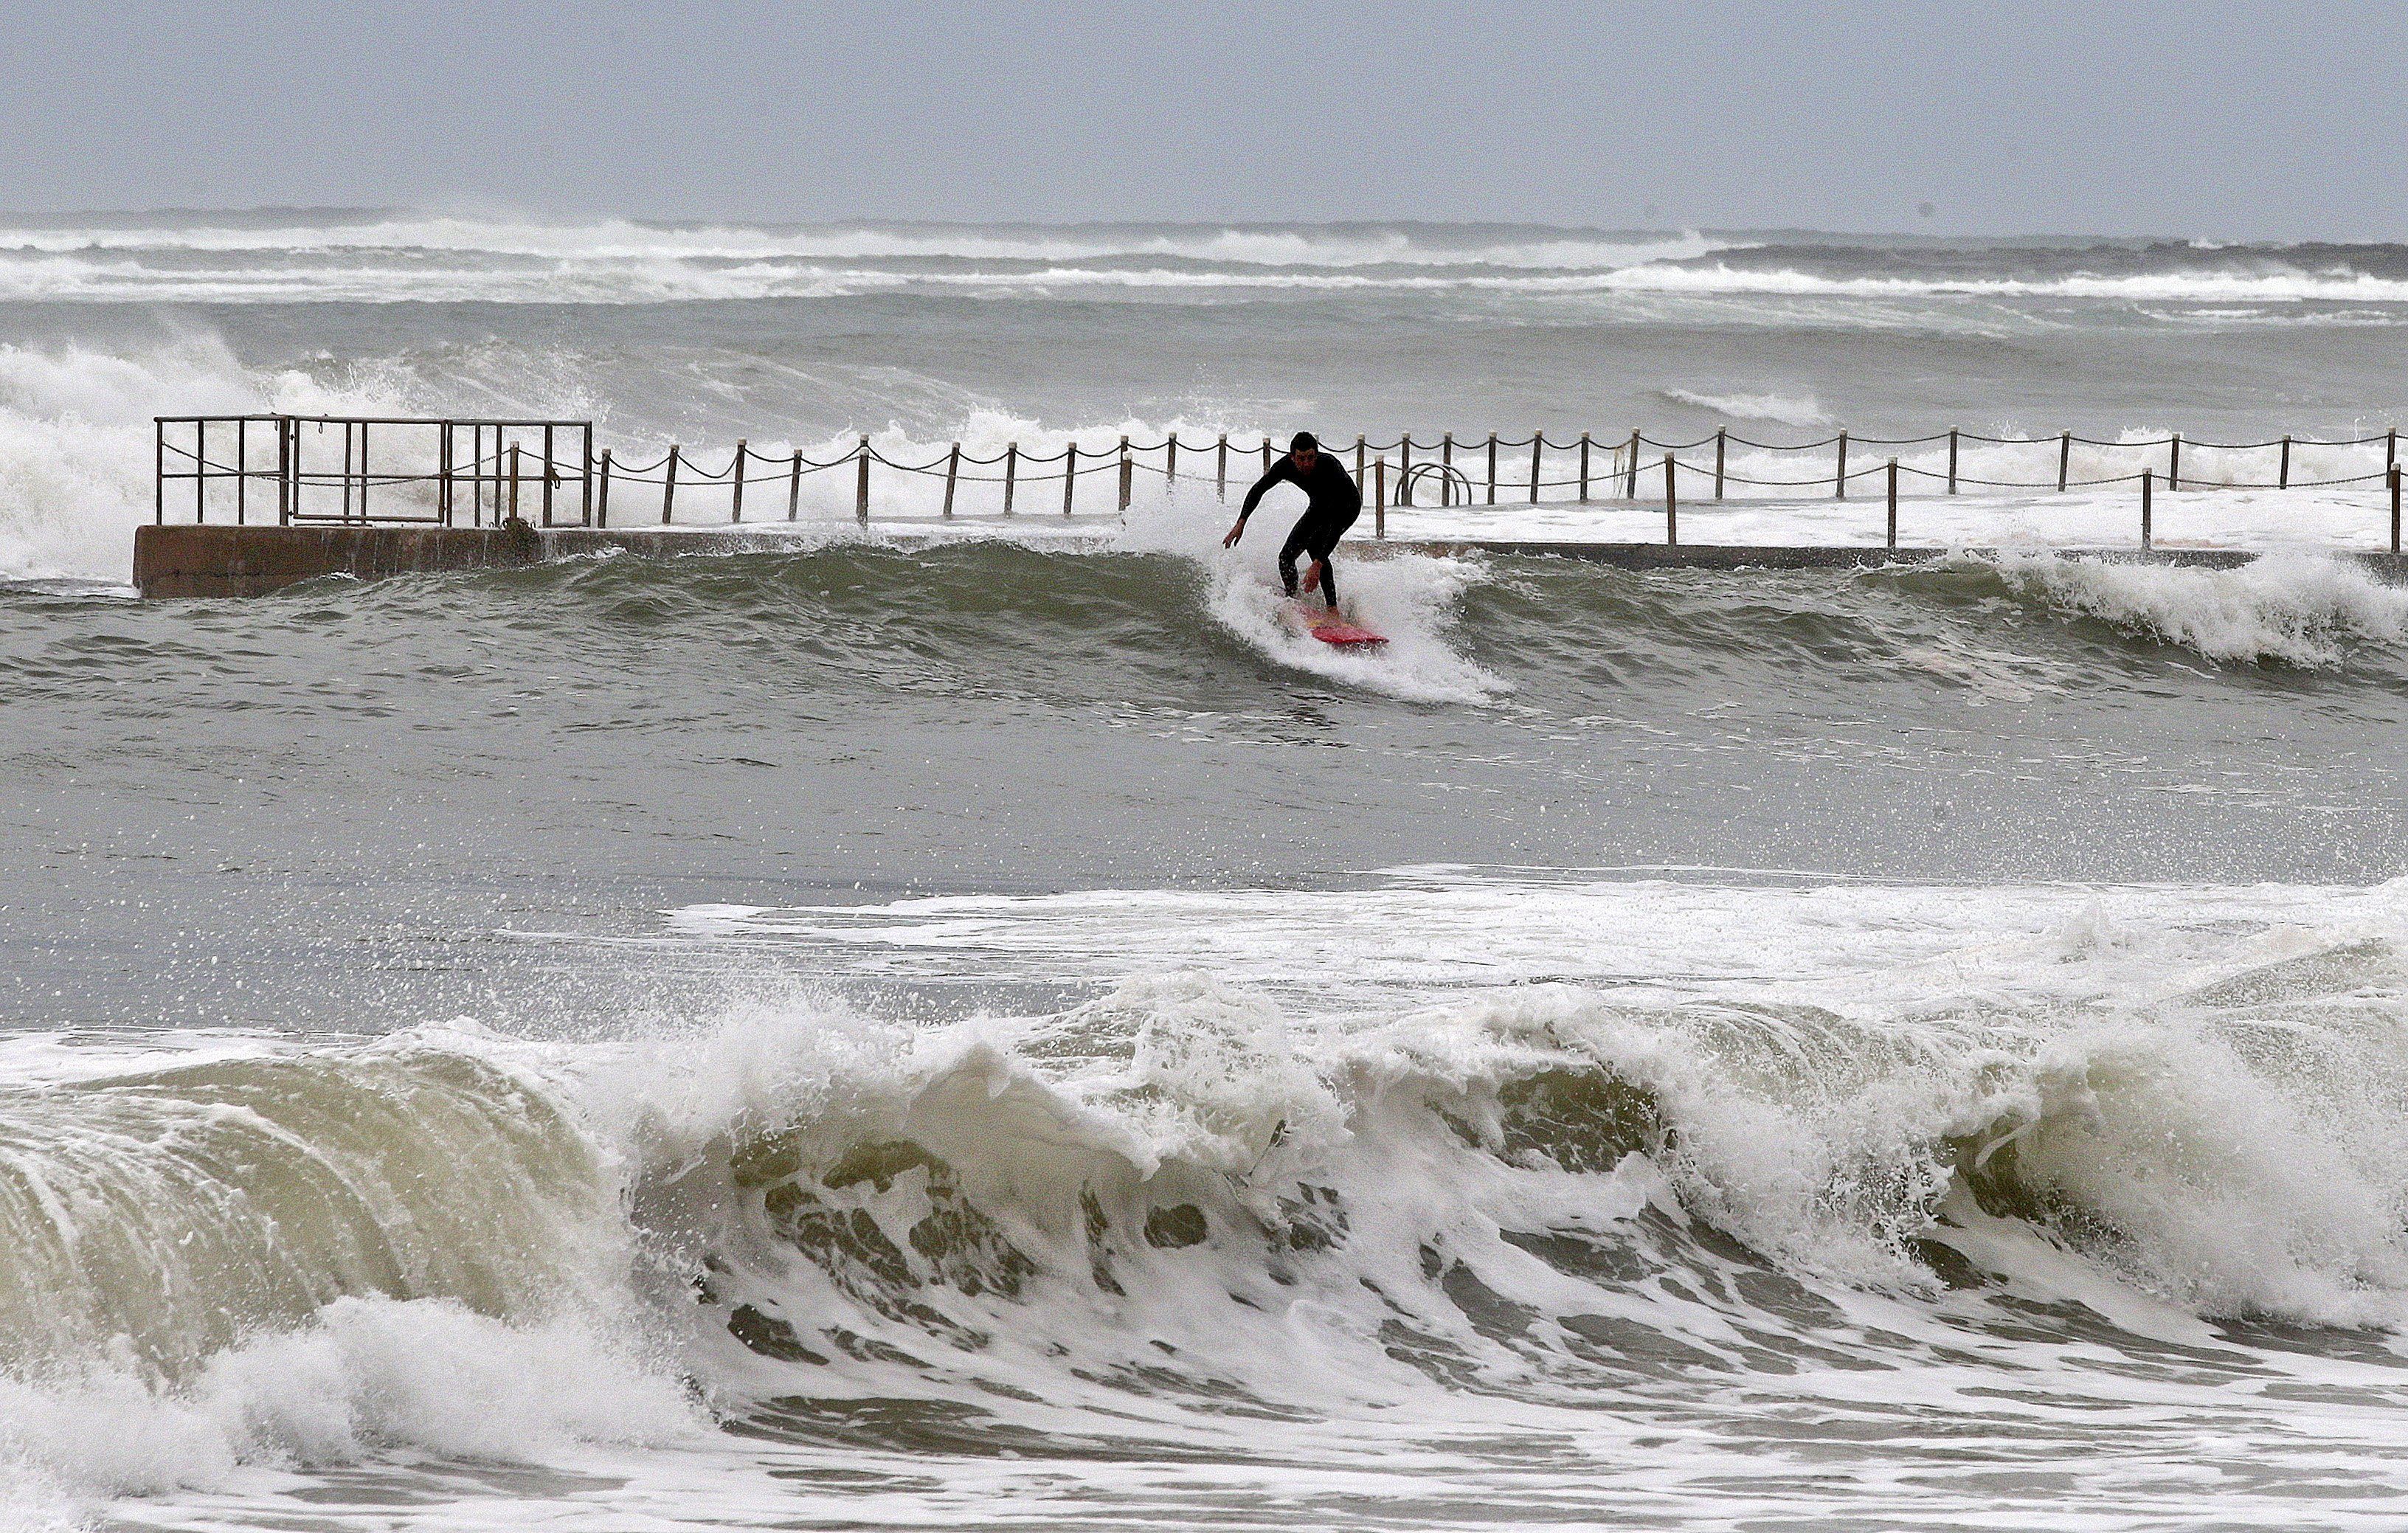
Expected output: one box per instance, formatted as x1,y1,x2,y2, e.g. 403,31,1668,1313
1304,609,1388,648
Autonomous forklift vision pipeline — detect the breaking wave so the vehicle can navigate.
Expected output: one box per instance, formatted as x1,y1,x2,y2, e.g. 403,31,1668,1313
0,215,1726,271
1656,387,1833,426
6,873,2408,1512
8,214,2408,311
1974,551,2408,667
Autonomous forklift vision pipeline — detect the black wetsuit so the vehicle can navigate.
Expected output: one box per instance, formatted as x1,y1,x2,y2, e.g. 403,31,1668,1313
1238,451,1362,606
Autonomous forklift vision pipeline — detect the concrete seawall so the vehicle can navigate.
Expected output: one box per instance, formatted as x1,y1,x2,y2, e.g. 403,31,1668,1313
131,522,2408,597
134,525,530,598
134,524,835,597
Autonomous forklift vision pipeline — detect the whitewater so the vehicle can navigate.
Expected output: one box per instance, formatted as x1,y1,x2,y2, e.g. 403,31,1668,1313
7,214,2408,1530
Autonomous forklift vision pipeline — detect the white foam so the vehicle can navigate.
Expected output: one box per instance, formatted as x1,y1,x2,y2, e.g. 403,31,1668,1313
0,1297,695,1501
1099,479,1509,704
656,871,2408,1315
1203,546,1509,705
1609,261,2408,305
1989,549,2408,665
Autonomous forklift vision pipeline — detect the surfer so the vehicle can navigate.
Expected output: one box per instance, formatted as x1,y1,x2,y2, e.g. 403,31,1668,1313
1222,432,1361,609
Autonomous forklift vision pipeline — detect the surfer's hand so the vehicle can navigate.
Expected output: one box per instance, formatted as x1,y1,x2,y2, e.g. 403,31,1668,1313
1222,519,1245,548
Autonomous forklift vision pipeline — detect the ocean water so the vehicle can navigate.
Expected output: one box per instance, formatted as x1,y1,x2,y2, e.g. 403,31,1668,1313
6,215,2408,1530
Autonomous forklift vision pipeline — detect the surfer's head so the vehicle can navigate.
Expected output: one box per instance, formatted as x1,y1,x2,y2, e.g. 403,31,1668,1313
1290,431,1318,469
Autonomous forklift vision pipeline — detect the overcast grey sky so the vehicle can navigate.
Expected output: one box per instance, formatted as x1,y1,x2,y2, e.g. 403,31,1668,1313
3,1,2402,238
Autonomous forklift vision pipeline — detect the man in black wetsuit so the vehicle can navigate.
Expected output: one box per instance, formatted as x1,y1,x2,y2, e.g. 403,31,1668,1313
1222,432,1362,609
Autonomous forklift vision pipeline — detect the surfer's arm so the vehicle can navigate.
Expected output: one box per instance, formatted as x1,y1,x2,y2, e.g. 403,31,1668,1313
1225,460,1292,547
1235,462,1291,522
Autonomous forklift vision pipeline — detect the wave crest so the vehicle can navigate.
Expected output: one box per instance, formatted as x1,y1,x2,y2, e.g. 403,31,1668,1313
1982,551,2408,665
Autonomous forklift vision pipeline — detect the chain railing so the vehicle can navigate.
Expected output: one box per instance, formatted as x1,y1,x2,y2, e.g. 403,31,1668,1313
156,415,2408,553
155,415,595,527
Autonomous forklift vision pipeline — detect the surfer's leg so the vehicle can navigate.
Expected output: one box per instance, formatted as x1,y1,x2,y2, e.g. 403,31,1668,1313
1276,516,1313,598
1306,509,1354,607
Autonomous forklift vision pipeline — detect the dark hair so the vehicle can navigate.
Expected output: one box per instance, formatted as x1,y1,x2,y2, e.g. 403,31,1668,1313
1290,432,1318,453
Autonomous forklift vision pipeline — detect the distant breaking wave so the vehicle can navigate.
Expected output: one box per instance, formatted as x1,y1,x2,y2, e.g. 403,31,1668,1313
5,213,2408,307
0,213,1725,273
1656,387,1833,426
10,257,2408,307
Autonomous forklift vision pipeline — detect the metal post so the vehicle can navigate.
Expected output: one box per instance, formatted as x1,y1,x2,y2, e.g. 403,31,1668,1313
1625,430,1640,498
730,439,748,523
1442,432,1454,506
2389,429,2398,478
1529,433,1542,503
1354,434,1365,488
788,449,802,521
2058,430,2071,493
1005,443,1019,515
1663,455,1677,547
235,418,247,525
1886,457,1898,549
2168,434,2181,492
542,423,556,527
1118,435,1131,512
2280,433,2291,489
279,418,293,525
2141,468,2153,550
1578,432,1591,502
508,442,522,524
943,443,961,518
2393,464,2402,553
597,449,612,527
1216,434,1228,499
359,422,371,522
1714,427,1726,501
1485,432,1498,505
856,435,871,525
1948,428,1959,494
437,421,452,526
1261,437,1272,477
1400,435,1413,501
1375,457,1386,539
153,420,165,525
663,444,680,524
1166,432,1178,481
1063,442,1079,516
339,419,353,521
1835,430,1849,500
580,426,593,525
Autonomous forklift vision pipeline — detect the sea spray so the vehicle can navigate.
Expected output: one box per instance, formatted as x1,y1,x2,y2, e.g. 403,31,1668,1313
0,336,446,581
1200,547,1509,705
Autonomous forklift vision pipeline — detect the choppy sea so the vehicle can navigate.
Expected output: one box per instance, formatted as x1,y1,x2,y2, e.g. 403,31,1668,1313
5,214,2408,1530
